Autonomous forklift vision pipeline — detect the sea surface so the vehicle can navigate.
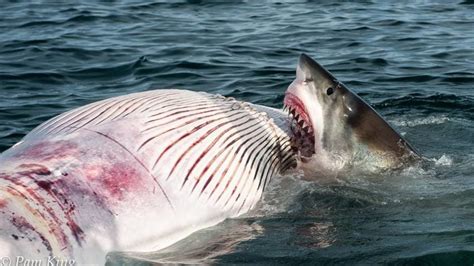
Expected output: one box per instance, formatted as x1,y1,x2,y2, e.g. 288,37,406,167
0,1,473,265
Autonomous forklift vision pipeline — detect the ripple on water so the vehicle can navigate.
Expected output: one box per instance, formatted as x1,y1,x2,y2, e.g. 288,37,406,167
0,1,473,265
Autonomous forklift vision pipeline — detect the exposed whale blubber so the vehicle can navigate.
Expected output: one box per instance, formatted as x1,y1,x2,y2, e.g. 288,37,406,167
0,54,419,263
0,90,295,264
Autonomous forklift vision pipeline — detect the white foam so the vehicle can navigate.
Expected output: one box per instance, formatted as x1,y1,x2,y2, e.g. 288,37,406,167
416,154,454,168
251,171,311,217
433,154,453,166
390,115,450,127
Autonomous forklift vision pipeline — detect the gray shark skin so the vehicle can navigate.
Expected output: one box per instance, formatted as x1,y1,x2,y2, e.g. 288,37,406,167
284,53,419,173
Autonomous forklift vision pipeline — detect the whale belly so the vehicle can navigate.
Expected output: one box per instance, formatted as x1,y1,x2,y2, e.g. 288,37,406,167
0,89,294,264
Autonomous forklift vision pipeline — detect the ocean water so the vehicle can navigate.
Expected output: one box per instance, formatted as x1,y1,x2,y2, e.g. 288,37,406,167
0,1,473,265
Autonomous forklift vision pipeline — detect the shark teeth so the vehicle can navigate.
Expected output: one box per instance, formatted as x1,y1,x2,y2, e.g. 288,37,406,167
298,119,304,127
283,103,316,157
284,104,314,136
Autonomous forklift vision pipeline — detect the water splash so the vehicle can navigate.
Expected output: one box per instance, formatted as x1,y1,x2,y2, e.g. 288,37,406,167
390,115,450,127
432,154,453,166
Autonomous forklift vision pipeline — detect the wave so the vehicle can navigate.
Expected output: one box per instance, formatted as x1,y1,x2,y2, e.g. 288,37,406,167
460,0,474,4
388,250,474,265
0,72,68,84
390,115,451,127
374,93,474,111
432,154,454,166
18,13,131,28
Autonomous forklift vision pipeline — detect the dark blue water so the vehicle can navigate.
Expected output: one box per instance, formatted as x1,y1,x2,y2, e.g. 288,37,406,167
1,1,473,265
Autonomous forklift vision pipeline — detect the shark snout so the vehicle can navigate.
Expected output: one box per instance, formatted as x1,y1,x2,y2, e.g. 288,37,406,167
298,53,336,84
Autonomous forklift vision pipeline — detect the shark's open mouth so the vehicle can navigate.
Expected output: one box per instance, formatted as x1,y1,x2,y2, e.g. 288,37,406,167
283,93,316,158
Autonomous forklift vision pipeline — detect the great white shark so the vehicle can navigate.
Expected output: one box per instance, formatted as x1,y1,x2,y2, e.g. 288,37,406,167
0,54,418,264
285,54,418,175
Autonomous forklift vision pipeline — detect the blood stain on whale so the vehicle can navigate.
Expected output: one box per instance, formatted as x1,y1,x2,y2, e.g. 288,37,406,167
17,141,78,161
0,199,8,209
84,162,142,200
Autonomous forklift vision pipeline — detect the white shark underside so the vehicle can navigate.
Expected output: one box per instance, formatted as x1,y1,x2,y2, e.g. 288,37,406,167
0,89,295,264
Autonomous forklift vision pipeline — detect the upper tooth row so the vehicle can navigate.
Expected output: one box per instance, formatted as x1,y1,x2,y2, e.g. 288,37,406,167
285,105,312,132
284,106,295,115
299,122,313,133
284,106,298,117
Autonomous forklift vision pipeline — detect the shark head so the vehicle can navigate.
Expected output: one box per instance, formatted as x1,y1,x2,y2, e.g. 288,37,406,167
284,53,418,172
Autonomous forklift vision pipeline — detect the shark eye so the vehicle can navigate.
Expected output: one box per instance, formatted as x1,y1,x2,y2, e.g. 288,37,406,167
326,87,334,96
